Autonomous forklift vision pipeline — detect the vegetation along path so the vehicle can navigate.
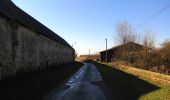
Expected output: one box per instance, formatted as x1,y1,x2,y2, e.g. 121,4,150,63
87,61,170,100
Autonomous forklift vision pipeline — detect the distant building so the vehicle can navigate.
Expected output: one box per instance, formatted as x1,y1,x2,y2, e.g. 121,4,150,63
0,0,74,80
100,42,144,62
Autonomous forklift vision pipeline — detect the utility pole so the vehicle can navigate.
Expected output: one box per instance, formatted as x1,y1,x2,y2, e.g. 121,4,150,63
106,38,108,66
88,49,90,60
72,42,76,60
89,49,90,56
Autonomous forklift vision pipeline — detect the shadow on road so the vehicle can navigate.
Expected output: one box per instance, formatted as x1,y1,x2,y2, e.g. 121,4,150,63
0,61,83,100
88,61,160,100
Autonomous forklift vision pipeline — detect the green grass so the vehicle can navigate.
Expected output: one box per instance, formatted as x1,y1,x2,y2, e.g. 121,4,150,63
139,86,170,100
138,80,170,100
0,61,83,100
87,61,170,100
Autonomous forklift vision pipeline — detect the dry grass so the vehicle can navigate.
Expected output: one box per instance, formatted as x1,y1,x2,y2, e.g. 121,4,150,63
110,61,170,100
86,61,161,100
93,60,170,100
76,57,87,61
113,62,170,86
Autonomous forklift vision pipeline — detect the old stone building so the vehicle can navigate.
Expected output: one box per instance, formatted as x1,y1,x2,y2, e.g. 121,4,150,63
0,0,75,80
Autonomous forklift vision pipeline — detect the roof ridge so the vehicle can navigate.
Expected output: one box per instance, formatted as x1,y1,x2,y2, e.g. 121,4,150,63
100,42,143,52
0,0,72,49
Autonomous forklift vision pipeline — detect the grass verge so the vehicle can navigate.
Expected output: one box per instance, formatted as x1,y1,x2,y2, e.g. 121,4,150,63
87,61,170,100
0,61,83,100
114,64,170,100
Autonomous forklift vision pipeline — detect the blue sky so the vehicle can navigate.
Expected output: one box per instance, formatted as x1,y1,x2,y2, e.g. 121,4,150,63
12,0,170,55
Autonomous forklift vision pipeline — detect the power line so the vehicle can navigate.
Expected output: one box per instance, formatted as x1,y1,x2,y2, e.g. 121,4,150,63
134,3,170,30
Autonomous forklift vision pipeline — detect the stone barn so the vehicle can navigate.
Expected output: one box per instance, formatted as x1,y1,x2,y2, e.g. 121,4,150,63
0,0,75,80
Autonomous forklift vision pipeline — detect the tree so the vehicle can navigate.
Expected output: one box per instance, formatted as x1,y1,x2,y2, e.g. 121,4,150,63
115,20,140,64
142,29,155,49
139,29,155,69
114,20,158,70
160,39,170,67
116,20,137,44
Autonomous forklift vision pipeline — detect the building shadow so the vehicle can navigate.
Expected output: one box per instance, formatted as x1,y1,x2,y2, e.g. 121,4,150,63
88,61,160,100
0,62,83,100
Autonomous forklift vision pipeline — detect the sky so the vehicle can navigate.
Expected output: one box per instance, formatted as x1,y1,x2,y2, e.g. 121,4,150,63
11,0,170,55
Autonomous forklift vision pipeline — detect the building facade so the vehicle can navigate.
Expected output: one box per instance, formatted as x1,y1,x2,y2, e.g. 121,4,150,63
0,0,74,80
100,42,144,62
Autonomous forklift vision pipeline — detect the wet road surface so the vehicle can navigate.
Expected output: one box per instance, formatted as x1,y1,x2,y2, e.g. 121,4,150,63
44,62,110,100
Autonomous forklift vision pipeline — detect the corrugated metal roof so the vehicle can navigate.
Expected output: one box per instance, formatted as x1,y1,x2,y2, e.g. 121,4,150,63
0,0,72,48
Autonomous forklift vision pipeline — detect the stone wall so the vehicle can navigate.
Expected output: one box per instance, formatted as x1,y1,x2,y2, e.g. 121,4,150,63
0,15,74,80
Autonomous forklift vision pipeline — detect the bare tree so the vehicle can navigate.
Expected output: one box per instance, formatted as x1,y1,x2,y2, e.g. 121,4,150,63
142,30,155,49
115,20,141,64
116,20,137,44
138,29,156,69
160,39,170,67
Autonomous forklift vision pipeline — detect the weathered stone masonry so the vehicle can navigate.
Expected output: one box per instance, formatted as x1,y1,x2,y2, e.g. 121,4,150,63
0,0,74,80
